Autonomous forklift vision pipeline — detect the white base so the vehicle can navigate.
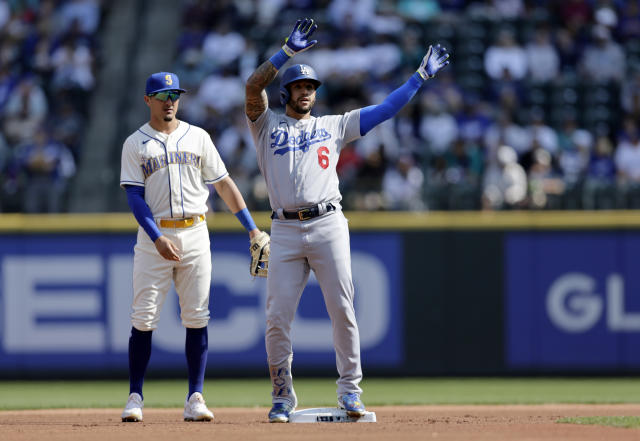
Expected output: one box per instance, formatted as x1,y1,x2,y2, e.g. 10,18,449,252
289,407,376,423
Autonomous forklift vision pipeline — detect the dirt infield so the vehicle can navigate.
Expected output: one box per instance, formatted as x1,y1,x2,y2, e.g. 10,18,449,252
2,404,640,441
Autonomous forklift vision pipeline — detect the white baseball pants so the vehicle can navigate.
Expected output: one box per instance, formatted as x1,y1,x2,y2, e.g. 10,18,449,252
130,221,211,331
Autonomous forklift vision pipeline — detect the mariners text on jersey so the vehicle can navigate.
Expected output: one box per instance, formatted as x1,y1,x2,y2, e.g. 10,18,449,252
270,127,331,155
141,151,202,179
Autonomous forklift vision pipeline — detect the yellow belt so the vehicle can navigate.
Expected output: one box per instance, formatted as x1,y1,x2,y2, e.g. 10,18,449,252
158,215,205,228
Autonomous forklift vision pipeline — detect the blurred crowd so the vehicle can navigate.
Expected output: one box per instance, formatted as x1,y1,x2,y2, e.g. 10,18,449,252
4,0,640,213
174,0,640,212
0,0,101,212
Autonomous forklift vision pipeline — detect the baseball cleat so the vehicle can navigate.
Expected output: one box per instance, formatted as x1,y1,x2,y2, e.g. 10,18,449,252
121,392,143,422
269,402,295,423
338,393,366,417
183,392,214,421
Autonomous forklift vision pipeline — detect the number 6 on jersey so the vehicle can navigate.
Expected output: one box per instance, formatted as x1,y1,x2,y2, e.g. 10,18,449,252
317,146,329,169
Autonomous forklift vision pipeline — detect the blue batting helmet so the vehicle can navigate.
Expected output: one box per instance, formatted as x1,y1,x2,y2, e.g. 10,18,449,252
279,64,321,106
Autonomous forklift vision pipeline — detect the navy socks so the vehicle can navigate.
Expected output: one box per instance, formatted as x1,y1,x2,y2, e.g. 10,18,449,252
185,326,209,398
128,327,153,399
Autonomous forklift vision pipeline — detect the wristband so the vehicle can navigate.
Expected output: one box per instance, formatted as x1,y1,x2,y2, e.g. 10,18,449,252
235,207,258,232
269,48,290,70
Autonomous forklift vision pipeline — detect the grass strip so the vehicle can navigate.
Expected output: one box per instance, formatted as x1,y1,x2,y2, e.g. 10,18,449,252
0,378,639,410
558,416,640,429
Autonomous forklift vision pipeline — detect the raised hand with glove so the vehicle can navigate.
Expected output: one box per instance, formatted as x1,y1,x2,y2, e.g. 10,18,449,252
268,18,318,70
417,43,451,80
282,18,318,56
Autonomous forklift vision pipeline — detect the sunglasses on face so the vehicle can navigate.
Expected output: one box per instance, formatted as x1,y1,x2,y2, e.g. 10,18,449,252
149,91,181,102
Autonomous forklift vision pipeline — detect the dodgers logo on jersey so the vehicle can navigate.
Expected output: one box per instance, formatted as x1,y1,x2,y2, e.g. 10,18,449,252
270,128,331,156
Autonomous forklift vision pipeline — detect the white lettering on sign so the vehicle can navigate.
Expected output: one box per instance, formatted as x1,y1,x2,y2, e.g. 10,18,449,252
1,252,392,354
2,256,104,352
546,272,640,333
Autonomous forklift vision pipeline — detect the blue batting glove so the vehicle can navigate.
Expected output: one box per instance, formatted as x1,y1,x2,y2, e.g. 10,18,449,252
417,44,450,80
282,18,318,57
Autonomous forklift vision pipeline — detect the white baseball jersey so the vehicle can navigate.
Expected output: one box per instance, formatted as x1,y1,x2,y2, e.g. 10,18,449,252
247,109,361,210
120,120,228,218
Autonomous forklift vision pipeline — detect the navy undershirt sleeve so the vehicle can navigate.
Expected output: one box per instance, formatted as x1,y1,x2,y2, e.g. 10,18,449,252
359,72,425,136
125,185,162,242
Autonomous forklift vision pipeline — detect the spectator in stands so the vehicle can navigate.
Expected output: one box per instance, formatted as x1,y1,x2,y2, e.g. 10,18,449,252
201,20,246,69
482,144,527,210
583,134,616,209
526,108,559,157
580,25,626,83
196,68,245,115
0,64,18,116
456,97,492,144
525,26,560,83
50,95,85,161
336,142,363,200
173,48,210,95
556,0,592,34
216,112,257,176
484,28,527,81
620,69,640,119
618,1,640,41
355,116,401,162
614,118,640,207
557,113,593,153
396,0,441,22
528,147,565,209
0,0,8,31
328,0,376,32
382,154,425,210
50,34,95,92
443,138,483,209
483,111,531,159
393,104,423,155
593,1,618,31
12,127,76,213
419,91,458,156
558,123,591,208
3,75,48,145
0,131,9,182
352,146,387,210
56,0,100,36
554,26,582,74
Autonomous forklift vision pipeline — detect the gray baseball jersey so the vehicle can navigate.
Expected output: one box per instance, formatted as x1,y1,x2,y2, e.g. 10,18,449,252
247,107,364,403
247,109,361,210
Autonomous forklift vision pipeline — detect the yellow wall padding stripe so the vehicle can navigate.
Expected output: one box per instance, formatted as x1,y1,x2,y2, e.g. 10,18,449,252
0,211,640,233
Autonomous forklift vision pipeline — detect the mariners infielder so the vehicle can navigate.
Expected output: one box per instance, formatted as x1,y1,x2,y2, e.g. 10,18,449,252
120,72,267,422
245,18,450,422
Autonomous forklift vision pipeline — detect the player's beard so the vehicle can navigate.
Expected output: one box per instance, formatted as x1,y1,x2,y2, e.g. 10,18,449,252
163,115,173,122
290,96,314,115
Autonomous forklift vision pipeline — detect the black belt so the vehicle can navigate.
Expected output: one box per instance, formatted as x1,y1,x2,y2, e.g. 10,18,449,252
271,203,335,221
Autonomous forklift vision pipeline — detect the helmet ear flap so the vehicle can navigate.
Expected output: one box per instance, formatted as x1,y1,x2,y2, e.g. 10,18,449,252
279,86,290,106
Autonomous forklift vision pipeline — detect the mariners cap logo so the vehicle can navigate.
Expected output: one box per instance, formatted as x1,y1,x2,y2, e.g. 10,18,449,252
300,65,310,75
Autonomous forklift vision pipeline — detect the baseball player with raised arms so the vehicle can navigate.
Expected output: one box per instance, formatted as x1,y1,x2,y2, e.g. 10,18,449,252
245,18,450,422
119,72,269,422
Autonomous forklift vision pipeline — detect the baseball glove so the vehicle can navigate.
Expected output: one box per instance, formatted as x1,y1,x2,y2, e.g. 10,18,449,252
250,231,270,277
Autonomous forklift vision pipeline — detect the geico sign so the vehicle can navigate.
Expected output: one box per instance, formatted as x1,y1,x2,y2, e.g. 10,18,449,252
1,252,390,354
546,272,640,333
